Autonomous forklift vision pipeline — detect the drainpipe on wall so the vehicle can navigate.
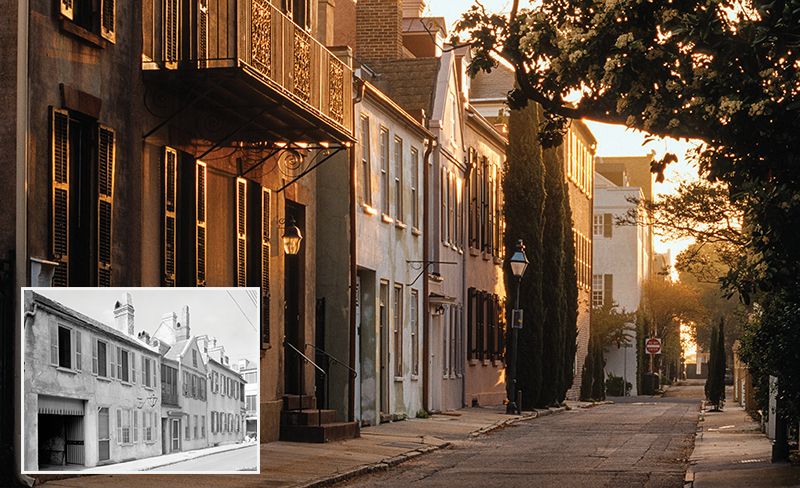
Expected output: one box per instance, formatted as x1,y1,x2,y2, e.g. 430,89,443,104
348,77,365,423
421,136,435,413
15,0,31,484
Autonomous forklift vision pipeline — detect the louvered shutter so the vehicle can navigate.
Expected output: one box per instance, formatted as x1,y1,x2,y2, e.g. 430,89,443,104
133,410,139,443
100,0,116,43
131,352,137,384
50,322,59,365
116,409,122,444
163,148,178,286
74,330,82,371
110,344,116,379
97,125,115,287
92,338,98,374
197,0,208,68
60,0,74,20
51,108,70,287
497,297,505,361
236,178,247,287
487,168,494,256
164,0,180,66
261,187,271,347
603,213,613,238
196,161,207,286
604,274,614,307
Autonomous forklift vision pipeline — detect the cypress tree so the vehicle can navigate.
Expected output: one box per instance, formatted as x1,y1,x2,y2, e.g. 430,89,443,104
504,103,546,410
560,190,579,403
540,144,567,407
579,334,595,401
591,334,606,400
718,320,726,405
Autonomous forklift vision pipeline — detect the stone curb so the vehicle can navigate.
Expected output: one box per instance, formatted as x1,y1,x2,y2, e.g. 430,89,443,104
295,443,451,488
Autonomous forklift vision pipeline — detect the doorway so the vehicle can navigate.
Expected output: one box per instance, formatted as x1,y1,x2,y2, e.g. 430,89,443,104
283,201,306,395
38,414,84,467
379,281,389,415
170,419,181,452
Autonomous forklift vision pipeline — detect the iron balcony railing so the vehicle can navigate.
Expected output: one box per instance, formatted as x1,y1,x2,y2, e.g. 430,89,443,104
143,0,353,138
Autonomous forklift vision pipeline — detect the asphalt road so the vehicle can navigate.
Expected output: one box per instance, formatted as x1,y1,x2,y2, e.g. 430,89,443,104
157,444,259,472
340,384,703,488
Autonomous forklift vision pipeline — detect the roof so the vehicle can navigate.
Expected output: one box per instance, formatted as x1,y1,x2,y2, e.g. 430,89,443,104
163,338,192,362
363,58,441,122
208,356,245,380
469,65,515,102
29,291,158,354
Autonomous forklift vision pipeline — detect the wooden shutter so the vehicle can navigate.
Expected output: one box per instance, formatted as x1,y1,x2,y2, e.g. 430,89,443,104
50,322,59,365
110,344,116,379
603,213,613,238
604,274,614,307
196,161,207,286
97,125,115,287
92,338,98,374
163,147,178,286
487,167,494,255
116,409,122,444
236,178,247,287
164,0,180,65
133,410,138,443
497,297,505,361
60,0,74,20
51,108,70,287
100,0,116,43
197,0,208,68
131,352,137,384
74,330,82,371
261,187,271,347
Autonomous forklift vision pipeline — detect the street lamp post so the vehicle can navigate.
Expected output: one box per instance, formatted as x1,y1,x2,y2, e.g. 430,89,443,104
506,239,529,414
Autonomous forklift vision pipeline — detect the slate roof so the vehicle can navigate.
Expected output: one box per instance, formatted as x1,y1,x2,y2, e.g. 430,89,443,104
163,338,191,362
470,65,515,101
364,58,441,121
30,291,157,354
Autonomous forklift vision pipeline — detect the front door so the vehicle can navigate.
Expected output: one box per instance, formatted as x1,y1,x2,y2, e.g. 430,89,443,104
64,416,84,465
379,281,389,415
171,419,180,451
98,408,110,462
283,201,305,395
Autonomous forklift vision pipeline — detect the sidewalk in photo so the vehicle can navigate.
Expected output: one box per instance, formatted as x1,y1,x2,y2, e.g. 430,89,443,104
35,404,572,488
84,441,256,473
687,393,800,488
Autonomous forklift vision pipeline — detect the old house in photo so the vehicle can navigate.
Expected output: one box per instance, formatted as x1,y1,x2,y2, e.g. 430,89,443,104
199,336,246,445
23,292,162,471
237,359,259,437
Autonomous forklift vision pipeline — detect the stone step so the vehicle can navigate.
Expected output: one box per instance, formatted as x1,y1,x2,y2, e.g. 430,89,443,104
279,421,361,443
282,394,316,411
281,408,338,426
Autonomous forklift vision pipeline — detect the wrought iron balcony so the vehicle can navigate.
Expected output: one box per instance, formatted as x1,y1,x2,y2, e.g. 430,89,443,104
143,0,353,144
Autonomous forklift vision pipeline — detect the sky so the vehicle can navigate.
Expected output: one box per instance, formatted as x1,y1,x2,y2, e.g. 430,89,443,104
33,288,260,366
427,0,702,266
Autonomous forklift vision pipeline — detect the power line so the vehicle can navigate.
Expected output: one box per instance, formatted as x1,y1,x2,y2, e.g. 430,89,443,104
226,290,258,332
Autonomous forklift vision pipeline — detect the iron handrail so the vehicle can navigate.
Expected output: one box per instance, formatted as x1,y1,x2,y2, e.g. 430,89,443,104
305,343,358,378
284,339,325,426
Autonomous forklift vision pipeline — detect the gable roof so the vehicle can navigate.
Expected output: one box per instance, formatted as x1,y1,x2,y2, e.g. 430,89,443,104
364,57,441,121
29,291,158,354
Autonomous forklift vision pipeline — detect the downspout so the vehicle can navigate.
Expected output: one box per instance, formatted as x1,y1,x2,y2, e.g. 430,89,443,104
421,136,435,412
348,78,365,422
15,0,31,483
461,156,470,408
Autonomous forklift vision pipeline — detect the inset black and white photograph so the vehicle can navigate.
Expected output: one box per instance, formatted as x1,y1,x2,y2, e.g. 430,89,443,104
21,288,260,475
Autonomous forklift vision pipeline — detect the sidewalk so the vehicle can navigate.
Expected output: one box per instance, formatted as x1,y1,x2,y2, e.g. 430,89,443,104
36,404,571,487
687,395,800,488
83,441,256,473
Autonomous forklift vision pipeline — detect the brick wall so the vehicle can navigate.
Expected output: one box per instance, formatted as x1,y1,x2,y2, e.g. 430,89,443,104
356,0,404,63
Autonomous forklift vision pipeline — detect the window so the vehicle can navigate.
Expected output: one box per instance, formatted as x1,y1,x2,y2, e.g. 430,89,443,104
57,325,72,369
142,356,155,388
379,128,390,215
98,407,110,461
50,109,116,287
183,371,189,396
468,148,479,249
410,290,419,377
133,410,139,443
443,306,450,376
185,415,190,440
144,410,154,442
58,0,116,43
448,172,454,244
191,374,197,398
117,408,131,444
360,116,372,206
411,147,420,229
394,137,404,221
440,167,447,243
194,414,198,439
94,339,107,377
246,395,257,412
593,214,604,236
201,415,206,438
244,371,257,383
393,284,403,377
211,412,216,434
592,275,604,308
192,349,197,367
118,348,129,382
162,364,178,405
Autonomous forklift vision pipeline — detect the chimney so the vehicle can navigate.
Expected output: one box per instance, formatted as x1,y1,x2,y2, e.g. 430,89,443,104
356,0,404,63
113,293,135,336
402,0,425,17
178,305,191,340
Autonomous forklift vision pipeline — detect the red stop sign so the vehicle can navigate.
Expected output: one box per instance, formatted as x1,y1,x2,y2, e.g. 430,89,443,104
646,338,662,355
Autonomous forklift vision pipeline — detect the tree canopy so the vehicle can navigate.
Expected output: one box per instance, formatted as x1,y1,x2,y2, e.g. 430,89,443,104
456,0,800,298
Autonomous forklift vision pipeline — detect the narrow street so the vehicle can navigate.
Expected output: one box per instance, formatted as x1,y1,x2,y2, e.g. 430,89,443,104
157,445,259,472
341,385,702,488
